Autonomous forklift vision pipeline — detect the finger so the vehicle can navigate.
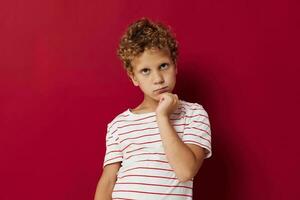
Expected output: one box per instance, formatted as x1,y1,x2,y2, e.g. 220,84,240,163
175,94,179,105
173,94,177,105
173,94,178,102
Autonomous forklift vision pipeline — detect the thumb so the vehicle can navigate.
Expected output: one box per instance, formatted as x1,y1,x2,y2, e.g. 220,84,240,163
160,97,164,103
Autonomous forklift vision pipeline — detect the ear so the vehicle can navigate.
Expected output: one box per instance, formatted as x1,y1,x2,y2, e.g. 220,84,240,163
127,70,139,87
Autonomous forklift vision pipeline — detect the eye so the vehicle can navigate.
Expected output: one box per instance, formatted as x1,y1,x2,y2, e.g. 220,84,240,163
141,68,150,75
160,63,169,70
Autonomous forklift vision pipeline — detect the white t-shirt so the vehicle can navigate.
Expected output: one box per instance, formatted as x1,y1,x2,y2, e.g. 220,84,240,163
103,99,212,200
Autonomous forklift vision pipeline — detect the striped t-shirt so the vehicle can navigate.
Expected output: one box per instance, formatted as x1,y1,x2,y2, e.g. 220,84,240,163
103,99,212,200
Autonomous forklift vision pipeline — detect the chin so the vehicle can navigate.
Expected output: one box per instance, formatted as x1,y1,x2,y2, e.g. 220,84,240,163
150,95,160,102
154,97,161,102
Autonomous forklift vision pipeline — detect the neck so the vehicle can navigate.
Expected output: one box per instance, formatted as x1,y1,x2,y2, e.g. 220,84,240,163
140,95,159,111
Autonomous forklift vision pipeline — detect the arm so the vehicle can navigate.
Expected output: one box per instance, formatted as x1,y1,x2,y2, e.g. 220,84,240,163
156,115,206,182
94,162,121,200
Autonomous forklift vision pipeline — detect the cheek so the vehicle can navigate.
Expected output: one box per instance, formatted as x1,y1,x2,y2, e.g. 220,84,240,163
139,80,151,91
166,73,176,82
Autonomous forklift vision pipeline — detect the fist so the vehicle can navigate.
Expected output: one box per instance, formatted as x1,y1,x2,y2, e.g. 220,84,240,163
155,93,179,117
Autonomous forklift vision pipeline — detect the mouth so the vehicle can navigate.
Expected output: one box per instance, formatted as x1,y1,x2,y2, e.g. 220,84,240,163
154,86,169,94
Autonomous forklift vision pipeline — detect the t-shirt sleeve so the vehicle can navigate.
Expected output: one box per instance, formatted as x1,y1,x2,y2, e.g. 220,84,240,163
102,123,123,168
182,103,212,159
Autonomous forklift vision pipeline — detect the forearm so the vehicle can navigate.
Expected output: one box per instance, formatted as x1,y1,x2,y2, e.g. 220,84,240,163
156,115,197,182
94,176,114,200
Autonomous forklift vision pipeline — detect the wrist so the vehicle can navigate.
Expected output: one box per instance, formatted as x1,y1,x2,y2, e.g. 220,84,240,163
156,113,169,121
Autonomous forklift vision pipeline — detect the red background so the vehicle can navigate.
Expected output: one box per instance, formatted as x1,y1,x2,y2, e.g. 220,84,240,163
1,0,299,199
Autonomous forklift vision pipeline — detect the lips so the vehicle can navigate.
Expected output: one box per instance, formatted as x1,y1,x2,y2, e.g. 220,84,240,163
155,86,169,94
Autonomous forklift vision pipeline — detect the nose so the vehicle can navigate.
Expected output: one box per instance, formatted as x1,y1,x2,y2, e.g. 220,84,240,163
153,71,164,84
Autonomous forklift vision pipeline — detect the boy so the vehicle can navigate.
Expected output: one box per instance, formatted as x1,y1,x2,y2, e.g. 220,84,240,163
94,17,212,200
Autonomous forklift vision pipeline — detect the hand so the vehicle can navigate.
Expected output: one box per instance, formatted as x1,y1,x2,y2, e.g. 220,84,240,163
155,93,179,117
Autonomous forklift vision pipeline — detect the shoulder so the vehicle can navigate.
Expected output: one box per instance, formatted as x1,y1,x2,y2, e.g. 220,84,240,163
107,109,130,132
179,99,205,113
179,99,209,119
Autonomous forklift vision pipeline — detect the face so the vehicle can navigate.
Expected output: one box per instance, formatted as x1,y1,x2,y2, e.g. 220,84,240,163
128,47,177,103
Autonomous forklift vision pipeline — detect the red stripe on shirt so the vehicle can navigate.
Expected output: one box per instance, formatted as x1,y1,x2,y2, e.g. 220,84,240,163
104,155,123,163
122,166,173,173
183,140,211,150
115,182,192,189
183,133,211,144
121,139,162,151
118,126,158,136
113,190,192,197
126,152,165,160
119,133,159,142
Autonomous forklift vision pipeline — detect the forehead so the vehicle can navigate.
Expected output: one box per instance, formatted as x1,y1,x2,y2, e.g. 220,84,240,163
131,48,172,69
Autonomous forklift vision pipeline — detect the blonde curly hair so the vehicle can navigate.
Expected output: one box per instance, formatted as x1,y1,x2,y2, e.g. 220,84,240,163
117,17,179,73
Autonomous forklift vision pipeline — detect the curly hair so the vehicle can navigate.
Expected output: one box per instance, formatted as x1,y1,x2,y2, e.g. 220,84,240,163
117,17,179,72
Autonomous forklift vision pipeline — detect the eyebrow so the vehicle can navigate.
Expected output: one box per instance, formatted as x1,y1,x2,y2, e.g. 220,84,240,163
139,61,171,70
